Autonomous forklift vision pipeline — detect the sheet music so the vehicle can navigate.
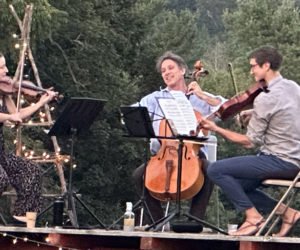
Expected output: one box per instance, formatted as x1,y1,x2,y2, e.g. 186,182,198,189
157,90,198,135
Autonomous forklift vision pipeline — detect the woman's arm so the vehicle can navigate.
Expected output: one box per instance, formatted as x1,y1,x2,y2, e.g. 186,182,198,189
2,91,55,122
18,91,55,119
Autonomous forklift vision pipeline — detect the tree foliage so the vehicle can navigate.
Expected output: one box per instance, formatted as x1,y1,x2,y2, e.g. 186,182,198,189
0,0,300,230
223,0,300,82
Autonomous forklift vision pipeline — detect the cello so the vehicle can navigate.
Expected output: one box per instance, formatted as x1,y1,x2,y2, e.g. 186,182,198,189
145,61,208,201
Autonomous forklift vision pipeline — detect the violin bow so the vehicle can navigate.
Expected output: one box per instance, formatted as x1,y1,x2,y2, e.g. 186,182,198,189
227,63,247,129
228,63,239,95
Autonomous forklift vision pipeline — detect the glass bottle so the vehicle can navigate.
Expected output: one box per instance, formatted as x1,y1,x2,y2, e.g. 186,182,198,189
123,202,135,231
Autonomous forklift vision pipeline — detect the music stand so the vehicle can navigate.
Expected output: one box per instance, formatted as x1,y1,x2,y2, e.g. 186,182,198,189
48,97,107,229
145,135,227,234
108,106,156,229
120,106,155,138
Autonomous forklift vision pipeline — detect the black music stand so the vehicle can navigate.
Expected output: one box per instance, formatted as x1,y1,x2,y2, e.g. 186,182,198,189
108,106,156,229
47,97,107,229
120,106,155,138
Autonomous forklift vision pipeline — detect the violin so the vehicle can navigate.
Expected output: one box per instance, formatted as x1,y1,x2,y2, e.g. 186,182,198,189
193,79,268,135
212,79,268,120
0,76,61,102
145,61,209,201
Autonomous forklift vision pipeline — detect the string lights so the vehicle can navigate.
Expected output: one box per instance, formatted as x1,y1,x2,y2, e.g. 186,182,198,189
3,5,78,250
8,100,71,165
0,232,79,249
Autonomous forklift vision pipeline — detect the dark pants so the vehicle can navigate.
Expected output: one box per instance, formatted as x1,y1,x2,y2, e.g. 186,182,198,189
132,159,214,224
207,152,299,213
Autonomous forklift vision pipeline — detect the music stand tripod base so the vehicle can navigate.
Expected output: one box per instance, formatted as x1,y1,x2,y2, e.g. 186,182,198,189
48,97,107,229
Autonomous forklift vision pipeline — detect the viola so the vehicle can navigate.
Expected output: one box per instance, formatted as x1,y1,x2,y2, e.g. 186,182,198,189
145,111,204,201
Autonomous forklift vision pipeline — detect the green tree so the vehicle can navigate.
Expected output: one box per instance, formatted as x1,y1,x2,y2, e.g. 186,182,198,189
35,0,211,225
167,0,237,36
223,0,300,83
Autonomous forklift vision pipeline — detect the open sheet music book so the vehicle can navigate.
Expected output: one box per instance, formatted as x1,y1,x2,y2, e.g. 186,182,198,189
157,90,207,137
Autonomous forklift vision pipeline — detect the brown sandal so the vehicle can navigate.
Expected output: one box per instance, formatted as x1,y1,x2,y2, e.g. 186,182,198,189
273,211,300,237
229,218,265,236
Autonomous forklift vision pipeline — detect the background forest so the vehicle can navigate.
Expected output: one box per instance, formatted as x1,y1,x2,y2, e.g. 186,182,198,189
0,0,300,231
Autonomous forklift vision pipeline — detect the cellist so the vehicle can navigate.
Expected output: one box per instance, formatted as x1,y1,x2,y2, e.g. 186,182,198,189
132,51,226,227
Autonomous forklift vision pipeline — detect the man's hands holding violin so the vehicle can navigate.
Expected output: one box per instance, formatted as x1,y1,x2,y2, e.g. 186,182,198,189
197,117,218,132
235,109,253,129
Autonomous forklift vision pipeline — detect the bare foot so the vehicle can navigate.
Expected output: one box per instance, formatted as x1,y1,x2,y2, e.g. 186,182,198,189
273,210,300,237
229,218,265,236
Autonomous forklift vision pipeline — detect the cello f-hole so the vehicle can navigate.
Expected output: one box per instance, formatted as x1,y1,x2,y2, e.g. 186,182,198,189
165,160,173,192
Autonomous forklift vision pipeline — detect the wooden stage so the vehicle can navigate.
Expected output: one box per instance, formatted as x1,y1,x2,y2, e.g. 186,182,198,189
1,226,300,250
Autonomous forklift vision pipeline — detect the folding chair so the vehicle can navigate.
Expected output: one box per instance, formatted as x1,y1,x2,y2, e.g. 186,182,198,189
256,170,300,236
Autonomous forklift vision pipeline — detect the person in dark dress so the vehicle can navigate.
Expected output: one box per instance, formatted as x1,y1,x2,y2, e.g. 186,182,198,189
0,52,55,223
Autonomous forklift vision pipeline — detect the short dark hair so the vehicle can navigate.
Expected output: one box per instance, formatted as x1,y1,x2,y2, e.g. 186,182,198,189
155,51,187,73
249,46,282,70
0,52,3,58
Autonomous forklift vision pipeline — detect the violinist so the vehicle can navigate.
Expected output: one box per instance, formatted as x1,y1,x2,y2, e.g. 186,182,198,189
132,51,226,227
0,52,56,224
199,46,300,236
